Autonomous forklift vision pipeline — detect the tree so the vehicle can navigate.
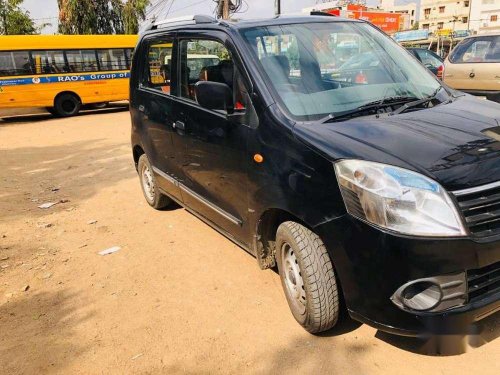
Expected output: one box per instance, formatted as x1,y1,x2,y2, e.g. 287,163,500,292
412,21,419,30
0,0,38,35
122,0,149,34
58,0,149,35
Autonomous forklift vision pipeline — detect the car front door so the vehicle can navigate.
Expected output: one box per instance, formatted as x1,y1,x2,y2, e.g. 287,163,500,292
135,34,183,201
169,33,258,243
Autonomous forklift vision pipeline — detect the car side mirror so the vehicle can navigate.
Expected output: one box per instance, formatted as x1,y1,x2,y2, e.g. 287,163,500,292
195,81,234,114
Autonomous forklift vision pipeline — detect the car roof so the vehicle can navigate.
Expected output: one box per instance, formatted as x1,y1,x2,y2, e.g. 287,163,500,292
143,14,363,36
224,15,363,29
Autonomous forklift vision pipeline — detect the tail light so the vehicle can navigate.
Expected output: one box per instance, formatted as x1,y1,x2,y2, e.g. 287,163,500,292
437,64,444,80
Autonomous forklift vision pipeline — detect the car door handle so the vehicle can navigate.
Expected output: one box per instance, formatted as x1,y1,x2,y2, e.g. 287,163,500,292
138,105,145,112
173,121,185,131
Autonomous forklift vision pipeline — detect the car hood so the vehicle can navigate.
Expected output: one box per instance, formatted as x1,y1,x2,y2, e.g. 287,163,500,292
293,96,500,191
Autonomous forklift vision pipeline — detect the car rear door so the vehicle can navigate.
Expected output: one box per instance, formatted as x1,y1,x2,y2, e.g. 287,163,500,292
445,35,500,92
135,33,183,201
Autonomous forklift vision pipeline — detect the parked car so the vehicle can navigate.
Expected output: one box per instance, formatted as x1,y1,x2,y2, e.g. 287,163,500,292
130,15,500,336
407,47,444,79
444,33,500,102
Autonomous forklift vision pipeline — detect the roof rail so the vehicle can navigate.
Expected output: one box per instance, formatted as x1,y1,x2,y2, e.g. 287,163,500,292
146,15,216,31
310,11,337,17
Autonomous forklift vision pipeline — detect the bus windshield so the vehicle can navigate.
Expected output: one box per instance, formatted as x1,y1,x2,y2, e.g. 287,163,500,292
241,22,444,121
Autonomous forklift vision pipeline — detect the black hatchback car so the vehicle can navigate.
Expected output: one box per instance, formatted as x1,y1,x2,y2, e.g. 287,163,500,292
130,15,500,336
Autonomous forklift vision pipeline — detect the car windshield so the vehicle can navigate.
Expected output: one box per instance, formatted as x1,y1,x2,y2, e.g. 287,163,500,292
241,21,445,121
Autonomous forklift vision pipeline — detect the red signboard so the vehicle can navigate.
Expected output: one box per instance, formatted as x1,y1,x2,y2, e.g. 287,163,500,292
353,11,401,33
326,7,401,33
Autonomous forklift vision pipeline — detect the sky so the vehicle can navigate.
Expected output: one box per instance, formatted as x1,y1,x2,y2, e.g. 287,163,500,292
21,0,407,35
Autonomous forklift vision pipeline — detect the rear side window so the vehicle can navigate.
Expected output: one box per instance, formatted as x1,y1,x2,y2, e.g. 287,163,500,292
0,51,32,76
31,50,67,74
144,38,174,94
415,49,443,69
449,36,500,63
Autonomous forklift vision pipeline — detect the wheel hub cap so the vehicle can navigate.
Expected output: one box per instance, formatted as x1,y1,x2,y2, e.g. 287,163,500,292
282,243,306,312
142,165,155,201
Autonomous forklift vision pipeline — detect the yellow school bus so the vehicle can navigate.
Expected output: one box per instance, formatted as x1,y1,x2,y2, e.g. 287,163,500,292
0,35,137,116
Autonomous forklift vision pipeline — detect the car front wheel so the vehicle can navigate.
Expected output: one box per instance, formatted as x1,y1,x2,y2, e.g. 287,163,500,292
276,221,340,333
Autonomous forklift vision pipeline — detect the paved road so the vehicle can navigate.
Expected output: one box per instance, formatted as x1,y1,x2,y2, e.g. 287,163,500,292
0,109,498,374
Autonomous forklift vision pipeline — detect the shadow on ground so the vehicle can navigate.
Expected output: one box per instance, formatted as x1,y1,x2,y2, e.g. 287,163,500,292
0,138,135,221
0,105,128,127
0,289,93,374
375,311,500,356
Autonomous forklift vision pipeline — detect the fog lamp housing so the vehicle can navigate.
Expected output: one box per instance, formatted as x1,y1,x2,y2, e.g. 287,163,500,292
401,281,442,311
391,273,467,313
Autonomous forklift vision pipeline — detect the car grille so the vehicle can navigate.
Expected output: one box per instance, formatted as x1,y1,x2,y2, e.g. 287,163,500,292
467,261,500,303
453,182,500,238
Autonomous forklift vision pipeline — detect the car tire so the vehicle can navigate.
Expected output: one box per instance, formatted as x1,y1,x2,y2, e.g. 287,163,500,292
138,154,172,210
54,93,81,117
276,221,339,333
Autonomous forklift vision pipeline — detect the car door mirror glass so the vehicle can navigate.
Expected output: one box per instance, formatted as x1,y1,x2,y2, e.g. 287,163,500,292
195,81,234,114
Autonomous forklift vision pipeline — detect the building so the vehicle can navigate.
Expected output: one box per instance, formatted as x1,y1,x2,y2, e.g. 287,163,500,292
469,0,500,34
419,0,471,34
378,0,418,29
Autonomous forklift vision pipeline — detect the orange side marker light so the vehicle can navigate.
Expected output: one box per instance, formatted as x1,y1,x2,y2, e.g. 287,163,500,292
253,154,264,163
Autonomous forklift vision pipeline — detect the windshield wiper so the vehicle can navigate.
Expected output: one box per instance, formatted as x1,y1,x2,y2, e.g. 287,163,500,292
323,96,418,123
391,87,449,115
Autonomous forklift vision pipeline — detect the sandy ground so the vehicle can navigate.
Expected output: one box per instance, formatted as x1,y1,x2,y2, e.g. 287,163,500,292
0,108,499,375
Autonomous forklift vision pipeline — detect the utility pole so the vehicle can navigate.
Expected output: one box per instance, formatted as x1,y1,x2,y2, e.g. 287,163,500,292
217,0,230,20
275,0,281,16
223,0,229,20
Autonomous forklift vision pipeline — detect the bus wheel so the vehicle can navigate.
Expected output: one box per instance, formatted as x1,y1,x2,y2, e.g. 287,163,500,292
54,93,81,117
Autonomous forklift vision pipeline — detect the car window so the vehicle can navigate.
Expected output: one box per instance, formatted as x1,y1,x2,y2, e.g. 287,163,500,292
449,35,500,63
178,39,246,112
242,22,441,121
415,49,442,68
144,38,173,94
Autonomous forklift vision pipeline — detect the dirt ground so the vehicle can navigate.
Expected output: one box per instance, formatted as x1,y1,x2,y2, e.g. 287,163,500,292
0,107,499,375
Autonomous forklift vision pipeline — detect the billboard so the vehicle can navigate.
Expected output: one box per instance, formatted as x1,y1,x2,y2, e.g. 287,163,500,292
394,30,430,42
327,8,402,33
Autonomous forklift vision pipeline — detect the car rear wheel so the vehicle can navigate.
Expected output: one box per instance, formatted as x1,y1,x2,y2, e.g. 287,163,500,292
54,93,81,117
138,154,172,210
276,221,339,333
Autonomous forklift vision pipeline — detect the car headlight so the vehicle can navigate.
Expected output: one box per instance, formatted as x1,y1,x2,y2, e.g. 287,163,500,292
334,160,466,237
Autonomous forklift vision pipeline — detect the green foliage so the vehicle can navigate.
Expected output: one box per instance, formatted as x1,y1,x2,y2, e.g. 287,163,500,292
0,0,39,35
58,0,149,35
412,21,419,31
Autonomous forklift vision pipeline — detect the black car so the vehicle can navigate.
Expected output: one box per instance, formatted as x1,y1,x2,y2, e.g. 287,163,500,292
130,15,500,336
407,47,444,79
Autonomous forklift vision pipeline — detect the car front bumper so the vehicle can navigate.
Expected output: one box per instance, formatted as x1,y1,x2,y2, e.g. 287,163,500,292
315,215,500,336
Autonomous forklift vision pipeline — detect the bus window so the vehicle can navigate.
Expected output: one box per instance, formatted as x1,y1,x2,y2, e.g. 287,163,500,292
0,51,32,76
97,49,128,71
66,50,98,73
31,50,67,74
125,48,134,67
